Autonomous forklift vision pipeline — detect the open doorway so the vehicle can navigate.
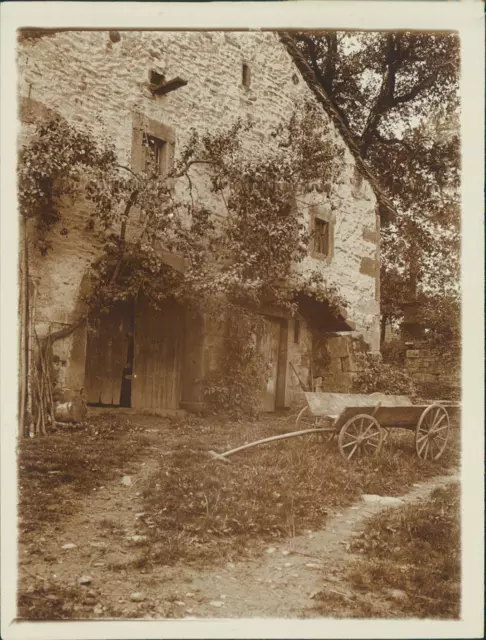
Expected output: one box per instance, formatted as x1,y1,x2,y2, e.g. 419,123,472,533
119,303,135,407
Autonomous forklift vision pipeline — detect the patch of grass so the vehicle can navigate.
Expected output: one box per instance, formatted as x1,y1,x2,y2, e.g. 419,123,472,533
135,415,459,568
18,414,151,543
314,482,460,619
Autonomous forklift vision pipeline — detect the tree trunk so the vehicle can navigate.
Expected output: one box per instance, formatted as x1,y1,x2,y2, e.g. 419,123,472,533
380,313,388,347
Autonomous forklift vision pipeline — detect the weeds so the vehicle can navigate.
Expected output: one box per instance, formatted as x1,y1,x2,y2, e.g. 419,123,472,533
18,414,151,543
134,417,459,568
313,482,460,618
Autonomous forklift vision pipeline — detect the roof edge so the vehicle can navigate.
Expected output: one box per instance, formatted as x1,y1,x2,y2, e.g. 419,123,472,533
279,31,396,224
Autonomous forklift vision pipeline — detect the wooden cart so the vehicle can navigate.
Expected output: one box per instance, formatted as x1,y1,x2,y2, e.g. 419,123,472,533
295,392,457,461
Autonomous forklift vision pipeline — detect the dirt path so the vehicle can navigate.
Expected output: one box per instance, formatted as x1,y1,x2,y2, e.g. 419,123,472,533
19,433,459,621
168,471,459,618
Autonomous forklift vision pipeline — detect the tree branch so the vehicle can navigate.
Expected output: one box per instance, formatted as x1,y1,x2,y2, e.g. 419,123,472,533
173,159,216,179
390,74,437,106
373,131,414,153
120,189,139,242
47,315,87,343
115,164,141,182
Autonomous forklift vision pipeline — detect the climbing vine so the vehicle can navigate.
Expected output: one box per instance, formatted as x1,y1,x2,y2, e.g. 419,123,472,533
202,304,270,419
19,99,348,424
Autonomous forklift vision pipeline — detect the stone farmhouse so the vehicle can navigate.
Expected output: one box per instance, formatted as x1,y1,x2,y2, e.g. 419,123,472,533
17,30,395,414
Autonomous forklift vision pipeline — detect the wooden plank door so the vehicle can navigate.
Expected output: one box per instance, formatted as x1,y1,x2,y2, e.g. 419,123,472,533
258,316,282,412
131,295,184,410
84,302,131,406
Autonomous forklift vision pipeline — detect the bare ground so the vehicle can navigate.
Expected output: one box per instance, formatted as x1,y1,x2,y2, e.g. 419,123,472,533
17,413,459,620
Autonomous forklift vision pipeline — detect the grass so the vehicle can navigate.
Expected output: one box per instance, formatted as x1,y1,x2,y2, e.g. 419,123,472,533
313,482,461,619
17,581,84,620
17,413,151,544
132,413,459,568
16,409,460,620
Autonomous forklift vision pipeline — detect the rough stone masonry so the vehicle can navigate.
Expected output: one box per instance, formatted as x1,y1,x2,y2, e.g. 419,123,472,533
18,30,382,409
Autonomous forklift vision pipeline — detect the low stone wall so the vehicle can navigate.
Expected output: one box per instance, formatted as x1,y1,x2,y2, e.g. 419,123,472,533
404,347,460,399
313,333,369,393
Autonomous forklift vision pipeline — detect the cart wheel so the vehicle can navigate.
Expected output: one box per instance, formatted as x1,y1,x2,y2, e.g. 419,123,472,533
295,406,334,442
338,414,383,460
415,404,450,461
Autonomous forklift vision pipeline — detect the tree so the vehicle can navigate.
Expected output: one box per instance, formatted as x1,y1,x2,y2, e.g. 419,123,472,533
294,32,461,341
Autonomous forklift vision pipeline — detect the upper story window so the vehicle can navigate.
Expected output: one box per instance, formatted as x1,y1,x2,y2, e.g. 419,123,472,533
314,218,331,256
143,134,167,176
131,113,176,181
242,62,251,88
310,204,335,262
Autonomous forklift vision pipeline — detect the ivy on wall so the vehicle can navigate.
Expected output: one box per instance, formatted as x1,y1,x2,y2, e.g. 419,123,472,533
19,100,349,422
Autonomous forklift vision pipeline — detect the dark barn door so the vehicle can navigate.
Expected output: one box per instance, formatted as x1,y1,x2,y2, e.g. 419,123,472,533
84,302,133,406
131,295,184,411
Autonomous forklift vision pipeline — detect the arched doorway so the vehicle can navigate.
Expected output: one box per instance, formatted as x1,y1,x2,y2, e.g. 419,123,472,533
84,295,185,410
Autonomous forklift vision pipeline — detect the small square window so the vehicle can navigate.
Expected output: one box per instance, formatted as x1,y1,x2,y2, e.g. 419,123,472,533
142,134,167,176
242,63,251,87
314,218,330,256
149,70,165,86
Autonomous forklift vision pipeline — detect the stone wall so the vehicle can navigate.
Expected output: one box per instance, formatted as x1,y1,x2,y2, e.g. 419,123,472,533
17,30,381,398
404,347,461,396
313,333,369,393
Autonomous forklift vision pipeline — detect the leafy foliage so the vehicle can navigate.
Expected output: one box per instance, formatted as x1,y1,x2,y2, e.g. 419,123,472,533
353,352,416,396
348,483,460,618
419,292,461,360
295,32,461,337
19,100,349,416
18,118,116,255
202,305,270,419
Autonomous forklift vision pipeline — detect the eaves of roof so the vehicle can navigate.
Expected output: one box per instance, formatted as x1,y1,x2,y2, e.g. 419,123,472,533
279,31,396,224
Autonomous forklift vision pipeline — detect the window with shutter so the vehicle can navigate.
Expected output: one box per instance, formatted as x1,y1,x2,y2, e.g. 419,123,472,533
314,218,330,256
142,133,168,176
309,205,335,262
131,113,176,180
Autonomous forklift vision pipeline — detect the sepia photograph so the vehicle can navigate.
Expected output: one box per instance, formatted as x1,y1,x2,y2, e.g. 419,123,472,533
1,2,484,639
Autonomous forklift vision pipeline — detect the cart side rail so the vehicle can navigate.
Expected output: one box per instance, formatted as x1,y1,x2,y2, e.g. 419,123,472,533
304,392,412,418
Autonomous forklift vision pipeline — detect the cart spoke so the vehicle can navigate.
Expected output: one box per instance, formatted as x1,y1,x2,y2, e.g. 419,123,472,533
423,440,430,460
347,444,359,460
429,437,438,456
432,434,447,443
341,440,358,449
434,438,445,456
432,437,447,459
431,413,446,429
430,424,448,434
361,421,375,438
417,433,429,443
364,440,379,449
362,430,380,441
418,438,428,456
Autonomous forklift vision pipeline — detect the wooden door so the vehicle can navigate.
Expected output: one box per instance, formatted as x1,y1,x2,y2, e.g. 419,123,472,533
257,316,282,412
131,295,184,410
84,302,132,406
